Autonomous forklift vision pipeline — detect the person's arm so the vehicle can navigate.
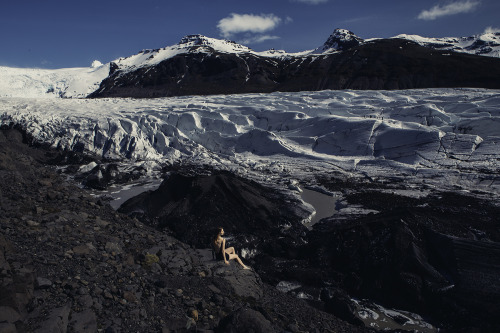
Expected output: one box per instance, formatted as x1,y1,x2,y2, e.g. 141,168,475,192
222,238,229,264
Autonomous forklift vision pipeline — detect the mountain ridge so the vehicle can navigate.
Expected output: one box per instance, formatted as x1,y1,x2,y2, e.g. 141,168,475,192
89,37,500,98
1,29,500,99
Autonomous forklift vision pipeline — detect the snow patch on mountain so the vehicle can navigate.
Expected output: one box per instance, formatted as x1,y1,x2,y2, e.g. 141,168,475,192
113,35,253,71
113,34,304,74
393,31,500,58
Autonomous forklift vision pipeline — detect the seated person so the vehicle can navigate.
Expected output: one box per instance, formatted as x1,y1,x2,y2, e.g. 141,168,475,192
213,227,250,270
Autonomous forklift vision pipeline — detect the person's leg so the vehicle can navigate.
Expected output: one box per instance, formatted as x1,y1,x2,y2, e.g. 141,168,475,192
235,256,249,269
228,253,250,269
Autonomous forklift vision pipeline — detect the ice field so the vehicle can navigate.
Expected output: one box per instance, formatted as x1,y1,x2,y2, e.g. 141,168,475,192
1,88,499,197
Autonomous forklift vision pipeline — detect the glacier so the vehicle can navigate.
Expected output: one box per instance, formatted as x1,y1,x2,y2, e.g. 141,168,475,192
0,63,110,99
1,88,499,198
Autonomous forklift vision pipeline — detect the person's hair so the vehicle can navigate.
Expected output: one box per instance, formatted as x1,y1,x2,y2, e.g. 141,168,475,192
213,227,223,248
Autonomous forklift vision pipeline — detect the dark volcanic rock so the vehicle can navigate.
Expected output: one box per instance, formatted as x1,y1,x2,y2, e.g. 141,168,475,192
118,171,308,250
90,52,283,98
306,205,500,332
1,127,367,333
89,38,500,98
5,124,498,332
216,308,275,333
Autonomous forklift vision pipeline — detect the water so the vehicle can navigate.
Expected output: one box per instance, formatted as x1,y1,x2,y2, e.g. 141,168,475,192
300,188,336,225
91,179,162,209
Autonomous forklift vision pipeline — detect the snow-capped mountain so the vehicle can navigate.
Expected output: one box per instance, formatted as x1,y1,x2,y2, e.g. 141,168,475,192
313,28,500,58
112,35,256,73
110,34,315,74
312,28,364,53
393,31,500,58
90,34,500,98
1,29,500,99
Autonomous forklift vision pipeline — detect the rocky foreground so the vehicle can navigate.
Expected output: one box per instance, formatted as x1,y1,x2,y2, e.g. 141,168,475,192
0,128,371,332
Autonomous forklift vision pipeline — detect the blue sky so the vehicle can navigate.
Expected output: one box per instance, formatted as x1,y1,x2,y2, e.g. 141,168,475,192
1,0,498,68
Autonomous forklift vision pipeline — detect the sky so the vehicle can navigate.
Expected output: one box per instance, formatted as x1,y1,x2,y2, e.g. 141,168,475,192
0,0,498,69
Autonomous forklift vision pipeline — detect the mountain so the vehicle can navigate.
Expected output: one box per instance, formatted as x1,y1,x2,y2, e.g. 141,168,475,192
393,31,500,58
89,32,500,98
2,29,500,99
314,29,500,58
312,28,364,53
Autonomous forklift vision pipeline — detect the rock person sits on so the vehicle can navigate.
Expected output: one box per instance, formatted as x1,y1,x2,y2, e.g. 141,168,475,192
213,227,250,270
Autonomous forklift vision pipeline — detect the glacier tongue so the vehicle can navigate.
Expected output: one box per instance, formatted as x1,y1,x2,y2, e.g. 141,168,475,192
0,64,110,99
1,88,500,195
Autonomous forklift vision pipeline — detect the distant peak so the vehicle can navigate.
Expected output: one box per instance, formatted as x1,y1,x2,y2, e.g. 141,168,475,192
313,28,364,54
177,34,253,53
391,31,500,58
331,28,357,38
178,34,211,45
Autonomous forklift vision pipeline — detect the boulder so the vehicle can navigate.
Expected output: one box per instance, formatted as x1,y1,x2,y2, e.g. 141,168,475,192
213,264,263,300
69,309,97,333
216,308,275,333
35,304,70,333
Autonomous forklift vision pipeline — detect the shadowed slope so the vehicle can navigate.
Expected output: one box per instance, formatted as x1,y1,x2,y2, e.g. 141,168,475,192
118,171,308,249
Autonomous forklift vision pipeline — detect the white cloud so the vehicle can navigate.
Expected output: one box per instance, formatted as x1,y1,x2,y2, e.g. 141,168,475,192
238,35,281,45
484,26,500,34
217,13,282,38
418,0,481,20
292,0,329,4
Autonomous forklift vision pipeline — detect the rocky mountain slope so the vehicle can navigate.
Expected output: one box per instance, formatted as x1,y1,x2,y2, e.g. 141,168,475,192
0,127,370,332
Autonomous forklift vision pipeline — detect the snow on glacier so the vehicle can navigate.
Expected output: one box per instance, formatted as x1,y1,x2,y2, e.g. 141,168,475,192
0,63,110,99
1,88,499,196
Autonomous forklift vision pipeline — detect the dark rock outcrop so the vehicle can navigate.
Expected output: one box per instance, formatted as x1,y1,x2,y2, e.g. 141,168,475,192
301,193,500,332
216,308,275,333
118,171,308,251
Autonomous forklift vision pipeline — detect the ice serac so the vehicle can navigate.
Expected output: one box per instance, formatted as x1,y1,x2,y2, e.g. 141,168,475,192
312,28,364,54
